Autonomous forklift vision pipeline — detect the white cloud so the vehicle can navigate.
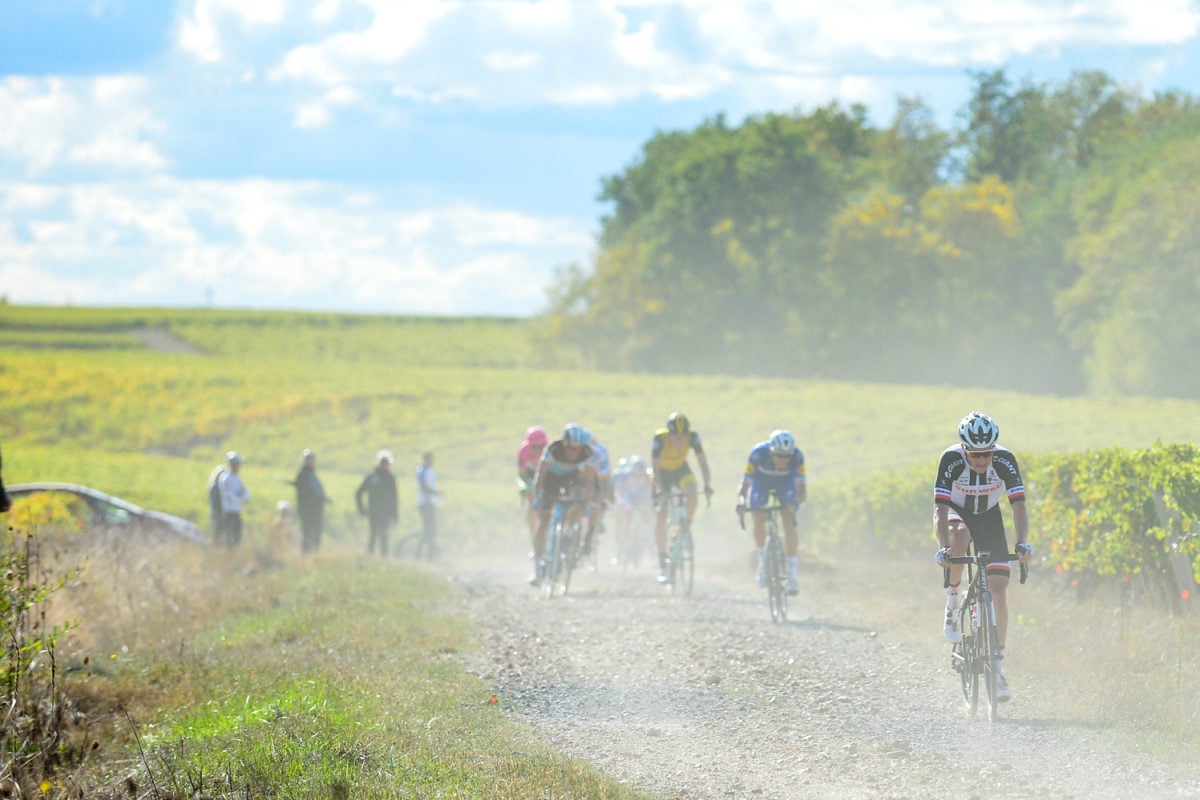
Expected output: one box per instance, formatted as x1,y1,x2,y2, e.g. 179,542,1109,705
173,0,1185,125
0,77,168,176
0,178,592,314
483,51,541,72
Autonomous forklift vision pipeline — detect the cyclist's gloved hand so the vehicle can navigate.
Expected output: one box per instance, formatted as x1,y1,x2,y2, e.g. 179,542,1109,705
1015,542,1033,560
935,547,950,567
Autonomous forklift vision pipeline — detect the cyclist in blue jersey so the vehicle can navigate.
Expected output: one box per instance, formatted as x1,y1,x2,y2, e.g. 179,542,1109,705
736,430,806,595
934,411,1033,701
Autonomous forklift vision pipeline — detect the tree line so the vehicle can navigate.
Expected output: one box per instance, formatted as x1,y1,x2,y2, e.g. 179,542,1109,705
534,69,1200,398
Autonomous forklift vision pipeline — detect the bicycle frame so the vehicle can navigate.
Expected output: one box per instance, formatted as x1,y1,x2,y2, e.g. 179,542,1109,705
945,550,1028,721
543,493,585,599
659,489,697,595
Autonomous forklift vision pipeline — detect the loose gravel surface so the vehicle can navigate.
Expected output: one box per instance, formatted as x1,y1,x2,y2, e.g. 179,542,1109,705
450,536,1200,800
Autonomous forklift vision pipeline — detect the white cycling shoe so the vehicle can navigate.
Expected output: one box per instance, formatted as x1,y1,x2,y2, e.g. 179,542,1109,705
996,673,1013,701
943,607,962,643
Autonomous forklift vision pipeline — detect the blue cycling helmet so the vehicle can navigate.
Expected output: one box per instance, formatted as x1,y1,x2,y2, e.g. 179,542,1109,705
563,423,590,446
768,429,796,456
958,411,999,450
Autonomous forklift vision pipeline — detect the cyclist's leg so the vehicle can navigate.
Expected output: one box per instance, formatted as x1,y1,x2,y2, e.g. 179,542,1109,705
749,510,768,547
938,510,971,641
680,470,699,527
532,477,563,560
989,569,1011,646
654,495,669,552
746,481,771,585
781,506,800,592
654,468,683,579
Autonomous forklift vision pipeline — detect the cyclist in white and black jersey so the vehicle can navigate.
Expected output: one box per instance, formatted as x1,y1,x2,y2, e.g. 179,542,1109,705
934,411,1032,700
529,423,597,585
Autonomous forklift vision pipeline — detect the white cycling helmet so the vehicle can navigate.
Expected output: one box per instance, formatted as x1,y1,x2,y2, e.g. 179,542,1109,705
958,411,999,450
768,429,796,456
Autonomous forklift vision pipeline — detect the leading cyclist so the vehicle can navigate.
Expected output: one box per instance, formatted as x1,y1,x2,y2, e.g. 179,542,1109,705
650,412,713,583
529,423,597,586
934,411,1033,701
736,430,806,595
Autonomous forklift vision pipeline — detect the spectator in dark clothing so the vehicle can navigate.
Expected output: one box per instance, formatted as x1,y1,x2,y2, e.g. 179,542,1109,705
293,448,328,553
356,449,397,557
0,444,11,514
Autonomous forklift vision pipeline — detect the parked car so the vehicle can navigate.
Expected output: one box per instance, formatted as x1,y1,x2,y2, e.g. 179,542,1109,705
5,482,206,544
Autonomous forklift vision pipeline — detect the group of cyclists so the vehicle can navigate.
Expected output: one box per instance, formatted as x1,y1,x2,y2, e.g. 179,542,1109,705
516,409,1034,703
516,412,808,591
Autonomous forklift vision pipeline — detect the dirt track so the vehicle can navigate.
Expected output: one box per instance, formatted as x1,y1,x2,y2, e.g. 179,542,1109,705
451,533,1200,799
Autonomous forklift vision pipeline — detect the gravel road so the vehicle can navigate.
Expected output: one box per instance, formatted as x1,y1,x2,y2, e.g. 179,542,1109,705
451,536,1199,800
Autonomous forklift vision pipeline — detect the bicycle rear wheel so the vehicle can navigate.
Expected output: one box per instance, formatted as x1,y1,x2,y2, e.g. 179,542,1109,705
766,532,787,622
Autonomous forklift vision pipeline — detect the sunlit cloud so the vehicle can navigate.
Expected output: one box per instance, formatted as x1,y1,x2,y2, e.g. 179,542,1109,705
0,179,591,314
0,77,168,177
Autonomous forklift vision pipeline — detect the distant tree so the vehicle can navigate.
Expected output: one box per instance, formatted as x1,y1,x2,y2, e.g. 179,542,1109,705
1060,129,1200,396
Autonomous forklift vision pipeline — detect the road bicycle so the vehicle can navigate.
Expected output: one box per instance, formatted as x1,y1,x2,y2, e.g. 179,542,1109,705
945,550,1029,721
541,490,586,599
658,489,707,595
738,494,791,623
613,502,655,570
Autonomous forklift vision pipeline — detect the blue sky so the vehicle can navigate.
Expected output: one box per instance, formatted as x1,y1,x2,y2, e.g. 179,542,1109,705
2,1,1199,316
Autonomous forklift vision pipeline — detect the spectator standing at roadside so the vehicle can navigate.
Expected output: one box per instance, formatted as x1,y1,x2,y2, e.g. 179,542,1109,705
356,450,398,557
415,451,444,560
218,451,250,547
293,448,328,553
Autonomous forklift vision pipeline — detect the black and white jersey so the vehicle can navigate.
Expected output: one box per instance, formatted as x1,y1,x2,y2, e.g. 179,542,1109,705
933,444,1025,517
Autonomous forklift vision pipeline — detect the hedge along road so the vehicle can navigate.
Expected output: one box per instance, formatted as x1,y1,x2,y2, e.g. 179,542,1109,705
448,534,1199,800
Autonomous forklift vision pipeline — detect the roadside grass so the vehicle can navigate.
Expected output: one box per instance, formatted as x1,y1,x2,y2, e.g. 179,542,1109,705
44,530,653,799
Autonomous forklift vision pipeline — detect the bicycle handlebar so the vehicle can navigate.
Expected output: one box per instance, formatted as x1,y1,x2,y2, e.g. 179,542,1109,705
942,553,1029,587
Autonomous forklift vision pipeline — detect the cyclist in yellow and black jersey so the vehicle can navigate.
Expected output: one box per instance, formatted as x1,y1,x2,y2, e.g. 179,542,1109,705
650,411,713,583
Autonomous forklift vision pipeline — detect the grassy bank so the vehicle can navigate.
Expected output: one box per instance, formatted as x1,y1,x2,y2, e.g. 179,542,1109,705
45,534,650,799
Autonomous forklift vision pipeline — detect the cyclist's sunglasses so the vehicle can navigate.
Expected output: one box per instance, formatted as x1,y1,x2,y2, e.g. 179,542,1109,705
966,450,995,460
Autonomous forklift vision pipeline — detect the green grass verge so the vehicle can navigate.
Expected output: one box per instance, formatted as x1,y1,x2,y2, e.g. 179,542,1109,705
83,554,649,799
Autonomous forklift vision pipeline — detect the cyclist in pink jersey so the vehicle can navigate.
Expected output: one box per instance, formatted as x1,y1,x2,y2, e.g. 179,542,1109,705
518,426,548,536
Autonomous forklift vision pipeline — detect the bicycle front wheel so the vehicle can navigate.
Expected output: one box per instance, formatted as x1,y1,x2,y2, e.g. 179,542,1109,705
560,523,579,596
955,600,980,716
766,533,787,622
980,595,1002,721
543,523,564,599
673,528,694,595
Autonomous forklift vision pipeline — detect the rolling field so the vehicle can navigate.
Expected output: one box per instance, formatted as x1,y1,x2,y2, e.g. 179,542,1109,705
4,305,1200,798
5,304,1200,554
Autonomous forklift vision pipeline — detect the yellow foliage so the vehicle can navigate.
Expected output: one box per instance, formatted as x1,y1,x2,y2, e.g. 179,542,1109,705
6,493,86,540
